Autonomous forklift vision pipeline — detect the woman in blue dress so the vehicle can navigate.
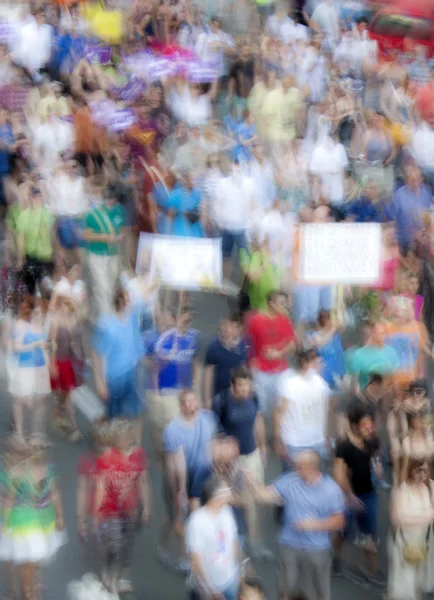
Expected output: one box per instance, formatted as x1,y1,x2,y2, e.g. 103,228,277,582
308,309,346,389
165,172,203,238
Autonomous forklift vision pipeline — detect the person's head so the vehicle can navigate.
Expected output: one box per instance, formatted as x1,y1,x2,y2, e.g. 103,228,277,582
201,473,232,507
409,378,428,400
113,288,129,313
267,290,288,315
210,16,220,32
295,450,321,484
30,186,43,205
406,272,419,296
317,309,331,328
240,43,251,60
103,183,118,206
19,296,45,324
220,312,242,343
363,180,378,202
407,457,429,485
230,366,252,400
180,389,199,418
356,15,369,32
297,348,321,373
406,165,423,190
177,308,193,333
348,405,374,441
63,257,80,283
282,74,295,91
363,321,383,346
367,373,384,396
212,437,240,472
112,419,134,452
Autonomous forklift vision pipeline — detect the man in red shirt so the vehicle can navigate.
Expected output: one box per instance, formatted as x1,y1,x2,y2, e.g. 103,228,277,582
247,290,296,429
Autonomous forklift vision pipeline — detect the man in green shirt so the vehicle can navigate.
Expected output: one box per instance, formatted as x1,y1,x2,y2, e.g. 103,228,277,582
82,185,126,323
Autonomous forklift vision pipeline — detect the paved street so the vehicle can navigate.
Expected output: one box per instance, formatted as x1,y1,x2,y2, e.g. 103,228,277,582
0,292,389,600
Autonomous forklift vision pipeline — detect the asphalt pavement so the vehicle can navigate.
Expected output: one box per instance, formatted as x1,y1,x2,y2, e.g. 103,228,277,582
0,291,388,600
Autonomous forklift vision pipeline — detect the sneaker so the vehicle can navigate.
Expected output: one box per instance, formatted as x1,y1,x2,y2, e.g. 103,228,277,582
69,429,83,443
332,557,343,577
247,542,274,561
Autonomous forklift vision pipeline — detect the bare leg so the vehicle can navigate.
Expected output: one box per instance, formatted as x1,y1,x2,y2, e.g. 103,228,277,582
63,393,77,431
20,563,39,600
31,395,47,440
12,397,24,438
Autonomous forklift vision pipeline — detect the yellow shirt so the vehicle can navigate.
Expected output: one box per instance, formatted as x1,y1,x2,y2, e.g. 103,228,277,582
36,97,71,122
260,86,303,142
247,82,268,137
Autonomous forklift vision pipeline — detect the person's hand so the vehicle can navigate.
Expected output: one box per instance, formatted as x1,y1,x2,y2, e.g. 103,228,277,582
347,494,365,512
56,514,65,530
273,438,287,461
295,518,317,531
78,518,87,541
211,592,225,600
96,379,108,401
49,360,58,379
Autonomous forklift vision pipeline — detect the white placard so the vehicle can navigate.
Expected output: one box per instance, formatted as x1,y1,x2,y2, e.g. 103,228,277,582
298,223,382,285
137,234,222,290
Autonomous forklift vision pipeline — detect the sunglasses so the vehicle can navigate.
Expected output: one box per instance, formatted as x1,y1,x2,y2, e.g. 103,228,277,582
411,388,425,395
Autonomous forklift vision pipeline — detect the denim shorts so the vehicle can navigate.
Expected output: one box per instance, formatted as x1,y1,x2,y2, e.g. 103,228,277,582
344,490,378,540
107,366,145,419
221,230,248,259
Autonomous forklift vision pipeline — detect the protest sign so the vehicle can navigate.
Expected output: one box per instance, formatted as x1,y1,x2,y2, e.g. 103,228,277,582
296,223,382,285
137,233,222,291
0,21,17,44
187,61,219,83
107,108,136,132
111,77,146,103
85,43,112,64
0,85,30,113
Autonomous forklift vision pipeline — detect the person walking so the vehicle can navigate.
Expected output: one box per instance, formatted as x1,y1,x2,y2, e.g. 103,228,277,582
186,473,241,600
246,450,345,600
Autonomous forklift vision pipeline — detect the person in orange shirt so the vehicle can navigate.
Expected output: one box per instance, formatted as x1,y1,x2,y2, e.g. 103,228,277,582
381,296,433,391
73,98,108,175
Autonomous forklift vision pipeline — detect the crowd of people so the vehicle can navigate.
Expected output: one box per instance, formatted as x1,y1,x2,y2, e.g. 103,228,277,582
2,0,434,598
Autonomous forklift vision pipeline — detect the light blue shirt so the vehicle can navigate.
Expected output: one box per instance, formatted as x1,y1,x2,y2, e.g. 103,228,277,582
273,472,345,550
93,305,144,382
163,409,217,471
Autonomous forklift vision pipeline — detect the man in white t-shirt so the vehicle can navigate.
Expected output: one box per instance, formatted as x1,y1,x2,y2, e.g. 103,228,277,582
274,349,331,472
310,0,340,49
309,130,349,206
213,159,258,286
186,474,240,599
195,17,235,77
